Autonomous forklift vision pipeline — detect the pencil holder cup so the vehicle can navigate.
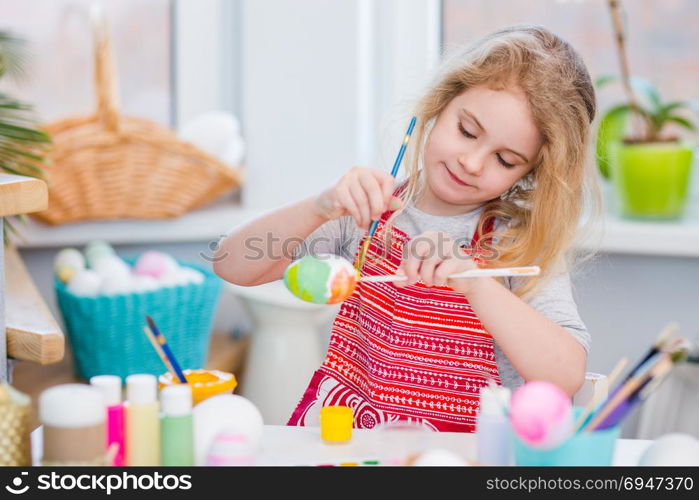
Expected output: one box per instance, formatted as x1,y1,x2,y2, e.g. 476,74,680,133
55,257,222,381
513,407,620,466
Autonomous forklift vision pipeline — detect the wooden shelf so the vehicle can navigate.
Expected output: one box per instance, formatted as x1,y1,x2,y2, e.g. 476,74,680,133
0,173,47,217
5,246,65,365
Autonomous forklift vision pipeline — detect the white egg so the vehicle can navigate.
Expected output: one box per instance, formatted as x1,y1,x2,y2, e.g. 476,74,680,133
192,394,264,466
206,426,257,466
101,272,133,296
93,255,131,279
132,275,159,293
179,111,242,159
412,448,471,466
67,270,102,297
638,433,699,466
158,271,180,288
180,267,205,285
54,248,85,273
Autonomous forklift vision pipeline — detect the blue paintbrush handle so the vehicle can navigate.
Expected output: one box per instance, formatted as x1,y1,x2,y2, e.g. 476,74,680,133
147,316,187,383
389,116,417,178
366,116,416,240
159,342,187,383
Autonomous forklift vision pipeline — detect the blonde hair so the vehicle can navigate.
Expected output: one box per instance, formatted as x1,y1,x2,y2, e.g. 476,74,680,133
387,25,601,298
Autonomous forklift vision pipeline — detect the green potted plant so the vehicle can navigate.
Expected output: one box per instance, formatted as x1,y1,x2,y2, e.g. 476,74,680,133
0,30,51,240
596,0,696,220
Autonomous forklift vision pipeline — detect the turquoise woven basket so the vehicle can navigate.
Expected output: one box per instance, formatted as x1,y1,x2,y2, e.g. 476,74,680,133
55,258,222,381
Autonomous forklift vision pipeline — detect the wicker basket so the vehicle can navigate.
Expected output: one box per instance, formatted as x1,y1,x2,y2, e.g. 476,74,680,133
55,258,222,381
32,14,242,225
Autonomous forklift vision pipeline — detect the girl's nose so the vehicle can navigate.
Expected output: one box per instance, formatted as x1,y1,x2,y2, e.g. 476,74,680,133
457,151,485,176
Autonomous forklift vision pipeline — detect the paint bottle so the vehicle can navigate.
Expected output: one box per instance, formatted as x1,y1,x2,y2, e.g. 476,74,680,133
125,374,160,466
476,384,514,466
39,384,106,465
90,375,126,466
160,384,194,466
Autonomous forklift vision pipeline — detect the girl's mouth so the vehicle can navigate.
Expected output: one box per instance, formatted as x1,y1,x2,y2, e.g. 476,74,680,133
443,164,471,187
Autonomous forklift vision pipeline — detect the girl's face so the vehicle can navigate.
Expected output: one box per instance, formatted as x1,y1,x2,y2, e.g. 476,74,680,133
421,85,543,215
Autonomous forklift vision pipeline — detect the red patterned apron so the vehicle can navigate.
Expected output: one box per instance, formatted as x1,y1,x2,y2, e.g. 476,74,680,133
288,208,501,433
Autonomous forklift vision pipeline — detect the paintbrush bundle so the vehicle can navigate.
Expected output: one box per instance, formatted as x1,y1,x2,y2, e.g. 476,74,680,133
578,324,693,433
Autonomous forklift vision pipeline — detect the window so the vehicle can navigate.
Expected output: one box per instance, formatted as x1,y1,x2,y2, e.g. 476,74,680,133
442,0,699,111
0,0,173,126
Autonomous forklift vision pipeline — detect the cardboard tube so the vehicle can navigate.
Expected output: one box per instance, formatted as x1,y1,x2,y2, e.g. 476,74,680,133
39,384,106,465
43,424,105,464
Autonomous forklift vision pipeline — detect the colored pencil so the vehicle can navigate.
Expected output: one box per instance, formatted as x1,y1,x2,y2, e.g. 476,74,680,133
355,116,417,271
145,316,187,383
359,265,540,283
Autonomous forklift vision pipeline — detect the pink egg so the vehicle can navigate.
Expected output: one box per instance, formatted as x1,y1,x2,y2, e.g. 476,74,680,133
510,381,573,450
134,251,177,279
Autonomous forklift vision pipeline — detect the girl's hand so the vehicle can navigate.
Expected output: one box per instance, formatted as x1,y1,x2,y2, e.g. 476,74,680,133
313,166,401,229
395,231,485,296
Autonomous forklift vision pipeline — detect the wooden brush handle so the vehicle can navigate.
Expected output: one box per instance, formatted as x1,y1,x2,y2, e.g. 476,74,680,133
360,266,540,283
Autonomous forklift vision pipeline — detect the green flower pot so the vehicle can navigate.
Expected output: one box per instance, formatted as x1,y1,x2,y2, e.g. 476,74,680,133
609,142,694,219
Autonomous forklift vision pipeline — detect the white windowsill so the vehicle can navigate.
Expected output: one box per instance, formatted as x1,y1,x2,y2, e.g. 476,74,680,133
12,196,699,258
12,199,256,249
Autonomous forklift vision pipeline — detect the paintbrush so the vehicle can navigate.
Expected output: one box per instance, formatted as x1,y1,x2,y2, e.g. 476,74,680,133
620,323,678,384
142,326,179,381
145,316,187,383
572,357,628,434
627,338,691,404
359,265,540,283
355,116,417,272
583,352,672,432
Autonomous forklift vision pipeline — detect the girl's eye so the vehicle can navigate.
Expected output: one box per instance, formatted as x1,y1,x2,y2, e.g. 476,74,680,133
458,123,476,139
496,153,515,168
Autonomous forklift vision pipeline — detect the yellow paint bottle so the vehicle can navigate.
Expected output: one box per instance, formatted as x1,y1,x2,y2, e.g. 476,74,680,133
125,374,160,466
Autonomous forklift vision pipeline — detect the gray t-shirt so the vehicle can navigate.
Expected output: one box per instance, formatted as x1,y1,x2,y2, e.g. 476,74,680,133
293,202,590,391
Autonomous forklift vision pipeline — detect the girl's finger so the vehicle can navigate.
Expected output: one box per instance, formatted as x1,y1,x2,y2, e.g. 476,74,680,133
358,171,387,220
377,172,396,210
348,181,371,229
336,185,362,228
393,266,409,288
397,257,420,287
433,259,460,287
398,238,431,287
419,256,443,287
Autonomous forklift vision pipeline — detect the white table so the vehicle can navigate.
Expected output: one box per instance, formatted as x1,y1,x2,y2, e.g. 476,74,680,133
32,425,652,466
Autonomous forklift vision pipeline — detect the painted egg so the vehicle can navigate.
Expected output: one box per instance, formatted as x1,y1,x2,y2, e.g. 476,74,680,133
206,426,257,466
283,254,359,304
192,394,264,466
135,251,178,279
54,248,85,283
84,240,115,268
510,381,573,450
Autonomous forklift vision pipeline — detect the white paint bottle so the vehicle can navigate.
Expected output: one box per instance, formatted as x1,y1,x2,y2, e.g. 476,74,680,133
476,384,514,466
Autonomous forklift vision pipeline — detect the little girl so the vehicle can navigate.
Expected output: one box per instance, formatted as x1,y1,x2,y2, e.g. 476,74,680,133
215,25,599,432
